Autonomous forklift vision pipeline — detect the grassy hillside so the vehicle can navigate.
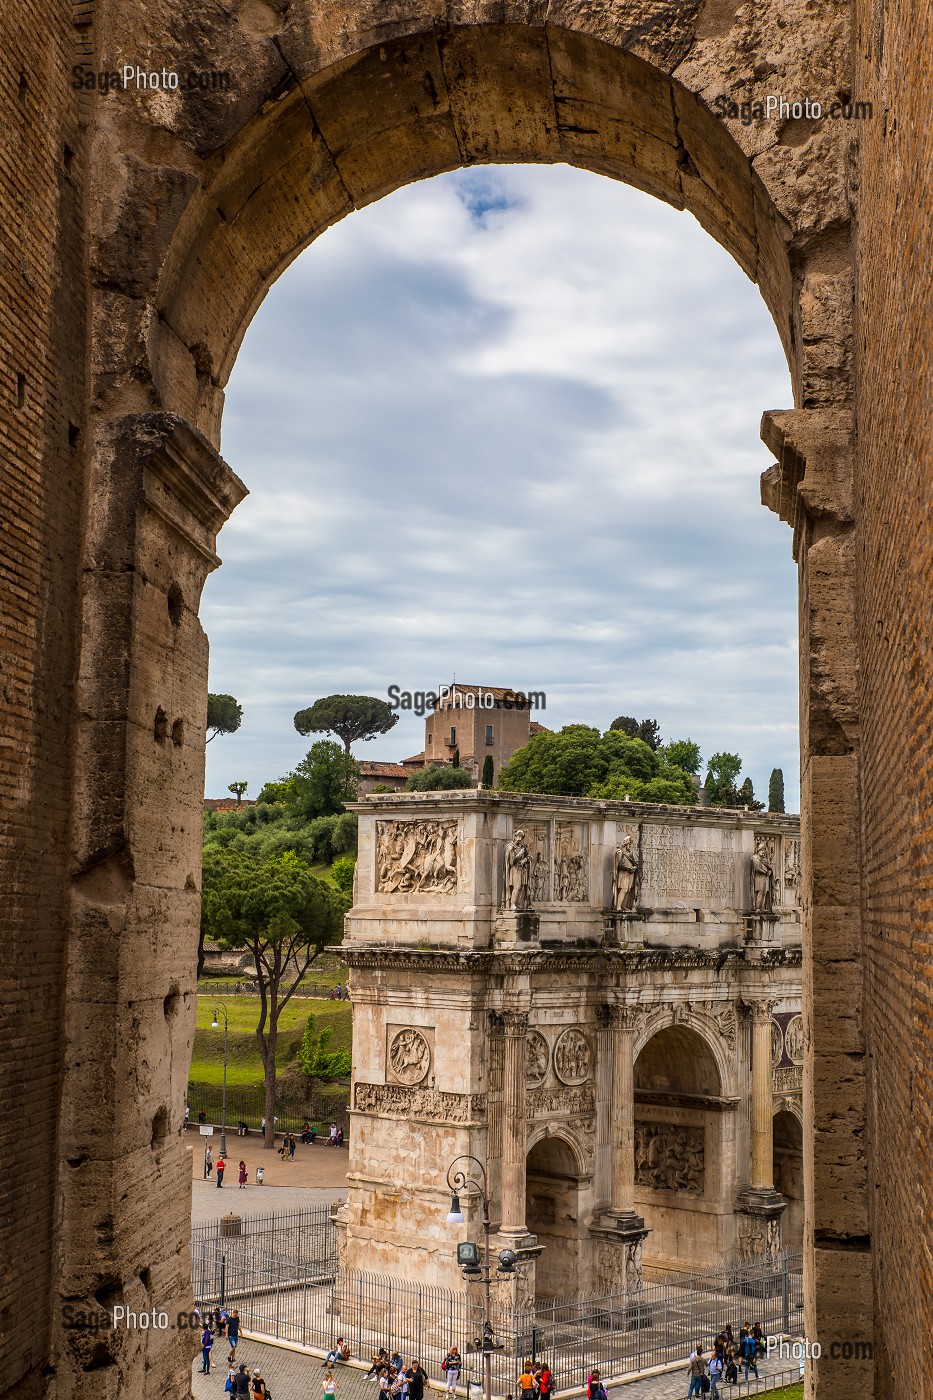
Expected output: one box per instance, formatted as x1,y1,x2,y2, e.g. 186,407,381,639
190,994,351,1087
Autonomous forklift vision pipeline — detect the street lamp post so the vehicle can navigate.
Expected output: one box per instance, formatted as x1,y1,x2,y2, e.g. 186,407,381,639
445,1155,517,1400
211,1005,229,1159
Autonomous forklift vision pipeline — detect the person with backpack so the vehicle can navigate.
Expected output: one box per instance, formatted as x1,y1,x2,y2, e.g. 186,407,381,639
723,1343,738,1385
233,1364,251,1398
708,1351,723,1398
536,1363,553,1400
587,1370,607,1400
200,1327,214,1374
740,1331,759,1381
686,1347,709,1397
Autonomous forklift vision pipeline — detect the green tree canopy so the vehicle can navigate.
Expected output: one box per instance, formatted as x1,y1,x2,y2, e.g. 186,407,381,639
227,780,248,805
298,1012,352,1084
207,693,243,742
406,763,473,791
703,753,763,809
498,725,697,804
768,768,786,812
201,847,347,1146
609,715,662,750
294,694,398,756
659,739,702,776
330,854,356,898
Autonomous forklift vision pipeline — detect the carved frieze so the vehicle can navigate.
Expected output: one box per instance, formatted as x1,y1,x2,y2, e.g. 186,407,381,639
387,1027,432,1086
554,823,588,902
773,1065,802,1093
354,1082,486,1123
634,1122,705,1195
525,1030,550,1087
528,1085,596,1118
553,1028,593,1084
375,819,459,894
689,1000,738,1052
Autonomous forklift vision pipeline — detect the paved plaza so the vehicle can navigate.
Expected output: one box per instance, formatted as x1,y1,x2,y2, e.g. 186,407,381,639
188,1126,350,1226
191,1341,800,1400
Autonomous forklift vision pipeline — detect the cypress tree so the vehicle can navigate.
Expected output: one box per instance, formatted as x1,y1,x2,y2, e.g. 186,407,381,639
482,755,494,788
768,768,785,813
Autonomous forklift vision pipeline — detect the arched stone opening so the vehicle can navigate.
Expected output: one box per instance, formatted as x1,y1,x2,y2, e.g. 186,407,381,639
773,1109,804,1250
47,5,866,1395
526,1133,586,1300
633,1025,724,1271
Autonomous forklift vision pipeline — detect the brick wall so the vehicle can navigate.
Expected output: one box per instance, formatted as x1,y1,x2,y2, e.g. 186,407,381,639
855,2,933,1394
0,1,87,1393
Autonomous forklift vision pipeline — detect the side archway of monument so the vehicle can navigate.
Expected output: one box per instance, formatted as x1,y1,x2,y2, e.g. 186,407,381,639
525,1126,591,1301
62,4,867,1396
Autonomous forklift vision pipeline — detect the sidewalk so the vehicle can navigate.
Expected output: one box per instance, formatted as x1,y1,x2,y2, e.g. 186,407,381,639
192,1342,798,1400
187,1123,350,1190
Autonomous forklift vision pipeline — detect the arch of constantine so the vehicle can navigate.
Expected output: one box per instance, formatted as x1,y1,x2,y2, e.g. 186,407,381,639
2,0,930,1395
340,793,803,1299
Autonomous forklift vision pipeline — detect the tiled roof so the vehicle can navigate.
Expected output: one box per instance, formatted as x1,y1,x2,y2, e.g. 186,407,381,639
529,721,550,735
358,761,409,778
401,752,426,766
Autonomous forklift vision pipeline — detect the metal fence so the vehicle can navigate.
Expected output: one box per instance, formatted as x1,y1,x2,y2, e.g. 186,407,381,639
191,1218,802,1397
191,1202,341,1304
186,1082,351,1135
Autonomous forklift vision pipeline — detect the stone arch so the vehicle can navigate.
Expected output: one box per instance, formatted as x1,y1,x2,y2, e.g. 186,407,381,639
143,19,850,442
634,1006,735,1098
526,1130,588,1300
773,1107,804,1250
526,1122,591,1178
54,3,863,1394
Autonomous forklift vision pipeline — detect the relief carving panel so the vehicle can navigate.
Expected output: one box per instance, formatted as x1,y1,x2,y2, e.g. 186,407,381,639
386,1026,432,1086
354,1082,486,1123
554,822,588,902
553,1028,593,1084
528,1085,596,1118
525,1030,550,1087
375,819,459,894
634,1122,705,1195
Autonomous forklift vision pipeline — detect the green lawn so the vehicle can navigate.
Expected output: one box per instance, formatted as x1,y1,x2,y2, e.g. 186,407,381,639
769,1385,803,1399
190,994,352,1086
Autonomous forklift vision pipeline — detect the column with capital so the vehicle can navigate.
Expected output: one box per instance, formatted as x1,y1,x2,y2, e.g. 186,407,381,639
607,1005,647,1229
735,999,785,1258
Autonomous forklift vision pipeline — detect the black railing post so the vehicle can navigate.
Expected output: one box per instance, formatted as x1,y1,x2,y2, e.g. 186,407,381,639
220,1253,226,1309
781,1249,789,1335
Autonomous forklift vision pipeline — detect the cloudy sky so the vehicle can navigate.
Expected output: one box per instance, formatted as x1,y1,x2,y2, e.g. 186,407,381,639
203,163,800,811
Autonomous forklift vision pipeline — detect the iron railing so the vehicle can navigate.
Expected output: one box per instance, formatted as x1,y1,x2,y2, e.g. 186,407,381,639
191,1222,802,1397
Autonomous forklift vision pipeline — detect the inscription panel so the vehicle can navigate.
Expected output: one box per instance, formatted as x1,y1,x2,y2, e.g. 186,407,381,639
641,825,738,906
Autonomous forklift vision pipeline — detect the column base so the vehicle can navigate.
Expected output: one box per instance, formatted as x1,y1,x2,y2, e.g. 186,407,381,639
734,1187,787,1265
589,1215,650,1290
494,910,539,946
602,911,647,947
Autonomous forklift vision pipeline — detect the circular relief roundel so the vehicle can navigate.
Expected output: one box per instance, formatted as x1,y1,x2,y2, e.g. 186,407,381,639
388,1028,432,1086
553,1028,592,1085
525,1031,550,1087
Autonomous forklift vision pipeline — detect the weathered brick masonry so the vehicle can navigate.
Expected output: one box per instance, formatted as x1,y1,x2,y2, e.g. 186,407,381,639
0,2,87,1395
0,0,928,1397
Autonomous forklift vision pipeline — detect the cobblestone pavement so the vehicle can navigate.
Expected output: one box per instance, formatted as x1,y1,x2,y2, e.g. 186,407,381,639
191,1178,347,1227
191,1342,800,1400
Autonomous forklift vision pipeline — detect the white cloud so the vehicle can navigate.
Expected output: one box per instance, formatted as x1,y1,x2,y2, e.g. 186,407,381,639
203,164,799,809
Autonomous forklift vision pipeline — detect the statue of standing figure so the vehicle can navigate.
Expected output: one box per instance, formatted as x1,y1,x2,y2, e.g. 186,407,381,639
613,835,640,912
505,829,532,911
751,835,775,913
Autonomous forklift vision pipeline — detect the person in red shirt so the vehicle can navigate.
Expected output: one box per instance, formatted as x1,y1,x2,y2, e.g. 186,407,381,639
216,1157,225,1188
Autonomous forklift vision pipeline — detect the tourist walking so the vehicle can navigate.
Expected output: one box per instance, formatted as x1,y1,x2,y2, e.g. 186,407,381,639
686,1347,709,1397
289,1133,296,1160
740,1331,759,1381
232,1363,251,1397
708,1351,723,1397
238,1160,248,1188
216,1156,225,1188
251,1369,268,1398
204,1146,213,1179
226,1308,240,1362
517,1363,535,1400
406,1360,426,1400
323,1368,339,1400
536,1363,553,1400
443,1346,462,1394
200,1327,214,1374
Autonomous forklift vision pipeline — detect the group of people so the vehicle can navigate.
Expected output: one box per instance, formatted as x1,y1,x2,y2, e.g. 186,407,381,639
196,1305,270,1395
202,1147,249,1188
685,1322,767,1396
514,1360,554,1400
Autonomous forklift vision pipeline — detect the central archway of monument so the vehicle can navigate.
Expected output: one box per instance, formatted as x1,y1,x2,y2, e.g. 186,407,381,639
633,1025,727,1273
153,23,799,445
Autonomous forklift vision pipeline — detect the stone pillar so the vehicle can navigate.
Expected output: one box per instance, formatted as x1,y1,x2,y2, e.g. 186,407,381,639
749,1000,776,1190
499,1009,528,1234
735,998,784,1258
486,1015,505,1224
592,1006,648,1288
610,1006,639,1215
595,1006,613,1209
